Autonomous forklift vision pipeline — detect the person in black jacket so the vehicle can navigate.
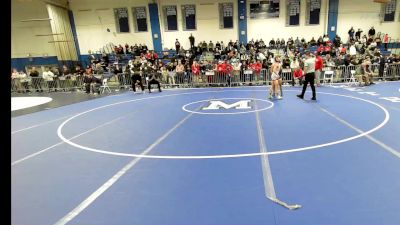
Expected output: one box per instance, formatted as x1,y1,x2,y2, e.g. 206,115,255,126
189,34,195,50
147,64,162,93
29,66,43,92
368,26,375,38
83,68,101,94
130,62,145,93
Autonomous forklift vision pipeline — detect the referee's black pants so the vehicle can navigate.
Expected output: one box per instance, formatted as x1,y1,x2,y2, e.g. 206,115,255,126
300,72,316,99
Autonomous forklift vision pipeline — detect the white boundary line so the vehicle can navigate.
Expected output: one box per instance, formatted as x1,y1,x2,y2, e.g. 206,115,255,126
11,93,127,134
53,102,199,225
12,115,129,166
56,90,391,159
318,106,400,158
255,97,302,210
182,98,274,115
12,115,72,134
255,102,277,199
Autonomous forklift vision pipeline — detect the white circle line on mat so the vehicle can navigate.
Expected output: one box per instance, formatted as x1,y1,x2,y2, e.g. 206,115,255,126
57,90,390,159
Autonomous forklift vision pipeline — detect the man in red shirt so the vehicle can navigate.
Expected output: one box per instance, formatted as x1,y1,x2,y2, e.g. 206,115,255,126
191,61,201,83
315,52,323,86
317,44,324,55
251,60,262,83
383,34,389,51
225,60,233,86
293,66,304,86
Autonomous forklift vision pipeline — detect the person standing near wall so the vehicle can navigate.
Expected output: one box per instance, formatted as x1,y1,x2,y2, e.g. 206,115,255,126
297,51,316,100
355,29,362,41
368,26,375,38
189,34,195,50
315,52,323,87
348,27,355,42
175,39,181,54
383,34,389,51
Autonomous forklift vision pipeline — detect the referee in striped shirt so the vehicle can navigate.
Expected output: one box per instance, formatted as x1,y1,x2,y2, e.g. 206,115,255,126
297,51,316,100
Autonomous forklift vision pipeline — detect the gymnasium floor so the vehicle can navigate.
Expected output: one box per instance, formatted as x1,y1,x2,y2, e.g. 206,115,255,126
11,82,400,225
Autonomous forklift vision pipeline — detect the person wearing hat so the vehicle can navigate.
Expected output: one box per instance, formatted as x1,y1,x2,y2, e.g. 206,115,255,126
297,51,316,100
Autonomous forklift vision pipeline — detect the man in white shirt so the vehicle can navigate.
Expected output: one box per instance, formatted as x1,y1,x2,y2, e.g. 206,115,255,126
42,67,55,91
349,44,357,56
297,51,316,100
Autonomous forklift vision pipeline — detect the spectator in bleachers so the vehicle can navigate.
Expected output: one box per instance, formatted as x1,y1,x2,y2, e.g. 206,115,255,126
11,68,22,92
189,33,195,49
368,26,375,38
324,54,336,68
383,34,389,51
74,65,85,76
269,38,276,49
375,36,382,47
333,35,341,48
323,34,330,44
317,44,324,55
355,29,363,41
29,67,43,92
175,39,181,54
339,44,347,55
349,44,357,56
42,67,56,92
208,41,214,52
176,60,185,84
309,37,317,46
348,27,355,42
317,36,323,46
83,68,101,94
361,34,368,45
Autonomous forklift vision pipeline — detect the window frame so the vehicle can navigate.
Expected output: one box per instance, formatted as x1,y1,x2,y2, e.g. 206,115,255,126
305,0,321,26
181,4,197,31
132,6,149,33
219,2,234,29
113,7,130,33
285,0,300,27
163,5,179,32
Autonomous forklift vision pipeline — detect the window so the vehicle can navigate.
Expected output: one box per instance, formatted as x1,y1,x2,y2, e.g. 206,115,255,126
306,0,321,25
182,5,196,30
219,3,234,29
286,0,300,26
163,5,178,31
132,7,148,32
382,0,397,22
114,8,130,33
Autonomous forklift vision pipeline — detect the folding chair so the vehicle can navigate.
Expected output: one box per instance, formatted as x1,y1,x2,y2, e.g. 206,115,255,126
322,70,334,86
100,78,112,94
347,70,359,86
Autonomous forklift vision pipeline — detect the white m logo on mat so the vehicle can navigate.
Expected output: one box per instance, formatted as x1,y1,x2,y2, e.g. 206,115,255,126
202,100,252,110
